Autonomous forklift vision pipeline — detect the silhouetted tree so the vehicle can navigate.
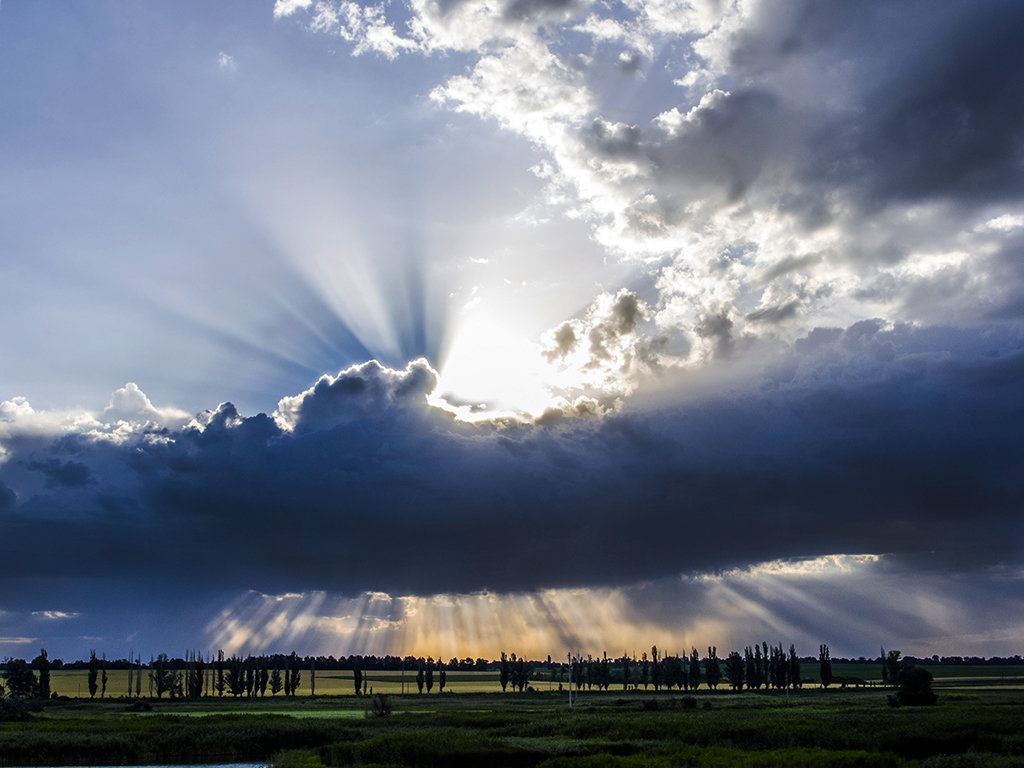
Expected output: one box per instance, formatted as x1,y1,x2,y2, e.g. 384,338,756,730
88,650,99,698
705,647,720,690
187,651,205,698
651,646,661,691
426,657,435,693
761,642,769,687
416,662,424,694
258,663,269,697
270,668,283,696
744,647,757,690
438,659,446,694
622,654,630,690
2,659,36,698
287,652,301,696
310,657,316,697
354,666,363,697
499,652,509,692
788,644,800,689
725,651,744,691
819,644,833,689
225,657,245,697
883,648,902,688
216,650,226,697
688,648,701,691
152,654,176,699
101,654,108,698
34,649,50,699
514,654,529,692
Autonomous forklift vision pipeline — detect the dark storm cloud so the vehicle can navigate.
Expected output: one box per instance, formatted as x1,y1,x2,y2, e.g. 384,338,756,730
742,0,1024,218
27,458,94,488
2,323,1022,602
0,481,15,509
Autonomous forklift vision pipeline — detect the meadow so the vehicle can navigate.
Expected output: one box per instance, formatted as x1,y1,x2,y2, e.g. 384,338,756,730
3,668,1024,767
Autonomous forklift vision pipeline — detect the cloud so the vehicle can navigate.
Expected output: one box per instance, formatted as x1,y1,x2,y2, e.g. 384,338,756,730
0,481,14,509
273,358,438,431
102,382,189,427
27,459,94,489
32,610,80,620
278,0,1024,392
217,51,238,73
2,323,1022,605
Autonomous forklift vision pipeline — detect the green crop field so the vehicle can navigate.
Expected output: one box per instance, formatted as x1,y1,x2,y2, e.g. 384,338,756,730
42,663,1024,699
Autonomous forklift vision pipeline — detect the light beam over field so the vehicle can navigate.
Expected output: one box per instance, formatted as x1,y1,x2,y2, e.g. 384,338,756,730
204,555,1012,660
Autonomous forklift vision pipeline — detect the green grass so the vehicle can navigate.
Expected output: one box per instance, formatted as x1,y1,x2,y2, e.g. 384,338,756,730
4,676,1024,767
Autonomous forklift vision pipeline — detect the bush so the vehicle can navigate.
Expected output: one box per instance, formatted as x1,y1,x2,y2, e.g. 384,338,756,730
366,693,392,718
897,667,937,706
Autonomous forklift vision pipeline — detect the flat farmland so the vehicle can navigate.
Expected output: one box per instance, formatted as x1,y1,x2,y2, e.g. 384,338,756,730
44,669,509,698
42,663,1024,699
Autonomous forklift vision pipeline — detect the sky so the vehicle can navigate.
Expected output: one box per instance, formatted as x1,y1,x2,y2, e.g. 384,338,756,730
1,0,1023,663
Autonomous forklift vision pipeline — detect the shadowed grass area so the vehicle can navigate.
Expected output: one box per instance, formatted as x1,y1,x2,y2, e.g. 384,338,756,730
2,685,1023,767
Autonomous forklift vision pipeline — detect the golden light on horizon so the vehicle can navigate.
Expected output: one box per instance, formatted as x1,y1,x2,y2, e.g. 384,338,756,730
204,555,905,661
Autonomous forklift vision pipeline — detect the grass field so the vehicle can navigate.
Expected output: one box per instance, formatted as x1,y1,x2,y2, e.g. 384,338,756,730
42,663,1024,699
3,669,1024,766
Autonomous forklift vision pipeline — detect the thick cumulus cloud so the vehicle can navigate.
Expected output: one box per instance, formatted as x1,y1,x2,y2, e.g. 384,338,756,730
2,324,1022,610
277,0,1024,398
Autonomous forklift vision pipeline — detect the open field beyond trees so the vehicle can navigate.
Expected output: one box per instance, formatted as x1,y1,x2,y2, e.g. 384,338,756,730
2,670,1024,767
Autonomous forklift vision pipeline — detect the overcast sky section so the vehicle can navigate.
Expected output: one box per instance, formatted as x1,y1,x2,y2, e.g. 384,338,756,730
2,0,1024,658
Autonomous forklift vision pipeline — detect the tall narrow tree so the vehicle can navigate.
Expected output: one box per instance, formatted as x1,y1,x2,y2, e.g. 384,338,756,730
35,649,50,699
725,651,744,691
499,652,509,693
705,647,720,690
788,644,801,689
88,650,99,698
651,646,661,691
819,644,833,689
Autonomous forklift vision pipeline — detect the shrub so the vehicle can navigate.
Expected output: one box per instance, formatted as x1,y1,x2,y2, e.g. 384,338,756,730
366,692,392,718
897,667,937,706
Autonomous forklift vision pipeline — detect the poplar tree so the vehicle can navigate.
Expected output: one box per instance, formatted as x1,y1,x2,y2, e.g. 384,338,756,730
788,644,801,689
287,652,301,696
688,648,701,691
354,666,363,697
88,650,99,698
651,646,661,691
35,649,50,699
725,651,744,691
258,663,269,697
499,652,509,692
216,650,226,697
705,647,720,690
819,644,833,689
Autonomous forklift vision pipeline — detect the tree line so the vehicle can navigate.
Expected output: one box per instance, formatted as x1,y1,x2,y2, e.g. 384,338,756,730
0,641,991,701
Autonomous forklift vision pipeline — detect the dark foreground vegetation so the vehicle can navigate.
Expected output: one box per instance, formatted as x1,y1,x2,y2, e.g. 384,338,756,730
1,683,1023,767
